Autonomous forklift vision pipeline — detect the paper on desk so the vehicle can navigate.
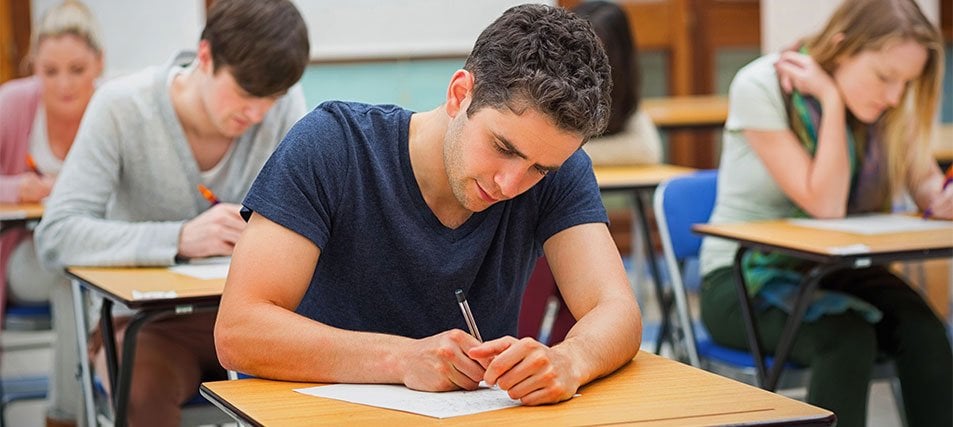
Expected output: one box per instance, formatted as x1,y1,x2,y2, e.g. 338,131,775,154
789,214,952,235
294,382,521,418
168,257,230,279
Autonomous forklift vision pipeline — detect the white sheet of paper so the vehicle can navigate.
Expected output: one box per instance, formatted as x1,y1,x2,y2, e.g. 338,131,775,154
294,382,521,418
788,214,952,235
168,257,230,280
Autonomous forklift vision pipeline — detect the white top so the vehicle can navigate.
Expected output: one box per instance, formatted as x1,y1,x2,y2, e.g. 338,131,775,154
699,53,799,275
582,111,662,166
28,104,64,175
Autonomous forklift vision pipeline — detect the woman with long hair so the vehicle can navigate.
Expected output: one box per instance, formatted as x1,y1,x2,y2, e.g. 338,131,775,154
700,1,950,425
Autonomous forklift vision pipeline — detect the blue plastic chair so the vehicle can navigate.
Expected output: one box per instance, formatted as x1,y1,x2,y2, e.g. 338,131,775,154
654,169,906,420
1,303,52,427
653,170,806,387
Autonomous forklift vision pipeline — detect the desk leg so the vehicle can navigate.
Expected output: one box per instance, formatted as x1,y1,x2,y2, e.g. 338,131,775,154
731,248,767,385
765,263,844,390
71,279,97,427
733,248,849,391
111,310,167,427
100,300,117,393
633,190,670,353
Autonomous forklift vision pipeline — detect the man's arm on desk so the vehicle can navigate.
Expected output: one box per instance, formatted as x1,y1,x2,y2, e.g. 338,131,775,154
214,212,487,391
469,222,642,405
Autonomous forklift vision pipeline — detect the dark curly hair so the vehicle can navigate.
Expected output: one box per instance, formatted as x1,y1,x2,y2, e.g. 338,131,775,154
572,1,640,136
201,0,309,97
463,4,612,140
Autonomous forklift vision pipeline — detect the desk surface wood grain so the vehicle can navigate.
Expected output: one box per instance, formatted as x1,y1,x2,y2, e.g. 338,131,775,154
201,351,833,426
0,203,44,221
694,219,953,256
641,95,728,128
593,164,696,190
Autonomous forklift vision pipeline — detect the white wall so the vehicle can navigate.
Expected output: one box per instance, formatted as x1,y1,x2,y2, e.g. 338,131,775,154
32,0,204,78
761,0,940,53
32,0,553,72
294,0,552,60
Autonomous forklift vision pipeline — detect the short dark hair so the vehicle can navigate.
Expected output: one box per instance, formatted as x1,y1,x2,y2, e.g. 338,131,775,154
201,0,309,97
463,4,611,140
572,1,640,135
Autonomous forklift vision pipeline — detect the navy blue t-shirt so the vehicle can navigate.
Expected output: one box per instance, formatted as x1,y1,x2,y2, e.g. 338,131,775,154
242,101,607,340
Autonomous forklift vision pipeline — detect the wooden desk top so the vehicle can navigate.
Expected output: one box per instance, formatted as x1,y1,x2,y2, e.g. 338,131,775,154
67,266,225,309
0,203,44,221
641,95,728,129
201,351,833,426
593,164,696,191
694,219,953,260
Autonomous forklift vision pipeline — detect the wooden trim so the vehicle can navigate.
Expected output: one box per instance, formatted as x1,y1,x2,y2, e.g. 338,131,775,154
0,0,31,83
0,0,11,83
557,0,583,10
942,0,951,42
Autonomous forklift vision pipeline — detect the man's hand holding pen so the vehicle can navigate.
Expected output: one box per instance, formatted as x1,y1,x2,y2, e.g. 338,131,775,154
397,289,581,406
398,329,487,392
177,202,246,259
469,336,581,405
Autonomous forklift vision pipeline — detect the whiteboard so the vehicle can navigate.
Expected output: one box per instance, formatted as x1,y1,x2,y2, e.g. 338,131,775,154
295,0,553,61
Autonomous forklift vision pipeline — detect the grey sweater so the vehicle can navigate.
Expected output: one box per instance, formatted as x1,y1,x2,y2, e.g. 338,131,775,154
36,52,306,269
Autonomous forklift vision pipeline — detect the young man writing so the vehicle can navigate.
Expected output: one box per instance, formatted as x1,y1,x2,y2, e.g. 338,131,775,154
35,0,309,424
215,4,642,405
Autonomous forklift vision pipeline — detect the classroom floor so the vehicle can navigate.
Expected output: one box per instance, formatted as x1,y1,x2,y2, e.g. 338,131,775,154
0,270,919,426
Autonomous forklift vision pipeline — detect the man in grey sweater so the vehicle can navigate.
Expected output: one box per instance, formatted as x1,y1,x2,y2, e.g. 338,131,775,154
35,1,309,425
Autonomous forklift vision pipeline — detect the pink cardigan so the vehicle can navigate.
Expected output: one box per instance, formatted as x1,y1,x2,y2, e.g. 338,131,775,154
0,76,42,322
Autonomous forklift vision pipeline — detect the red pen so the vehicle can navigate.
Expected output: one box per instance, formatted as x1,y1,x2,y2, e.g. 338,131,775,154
197,184,220,205
25,154,42,176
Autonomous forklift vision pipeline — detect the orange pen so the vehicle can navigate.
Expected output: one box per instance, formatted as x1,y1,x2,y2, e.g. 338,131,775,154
197,184,220,205
25,154,42,176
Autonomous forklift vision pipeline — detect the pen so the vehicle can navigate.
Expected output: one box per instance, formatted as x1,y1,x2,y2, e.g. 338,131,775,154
25,154,42,176
923,165,953,219
455,289,483,342
197,184,220,205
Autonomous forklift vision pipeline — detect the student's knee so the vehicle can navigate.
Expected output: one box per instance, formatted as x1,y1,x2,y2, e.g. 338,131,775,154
802,313,877,366
895,310,952,363
125,360,186,427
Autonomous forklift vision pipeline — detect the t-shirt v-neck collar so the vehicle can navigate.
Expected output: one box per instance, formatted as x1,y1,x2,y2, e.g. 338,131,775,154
397,113,492,242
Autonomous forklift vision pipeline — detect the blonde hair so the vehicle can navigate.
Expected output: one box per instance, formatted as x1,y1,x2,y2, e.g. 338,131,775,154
31,0,102,57
803,0,943,197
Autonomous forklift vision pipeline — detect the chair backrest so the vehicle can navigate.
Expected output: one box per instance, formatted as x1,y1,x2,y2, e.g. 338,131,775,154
654,170,717,367
656,170,718,262
2,303,52,331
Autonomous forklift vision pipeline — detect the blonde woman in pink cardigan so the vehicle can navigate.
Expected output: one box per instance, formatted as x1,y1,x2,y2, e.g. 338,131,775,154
0,1,101,425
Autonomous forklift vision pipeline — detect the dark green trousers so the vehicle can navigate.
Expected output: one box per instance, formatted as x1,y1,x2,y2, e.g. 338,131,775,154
701,266,952,427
